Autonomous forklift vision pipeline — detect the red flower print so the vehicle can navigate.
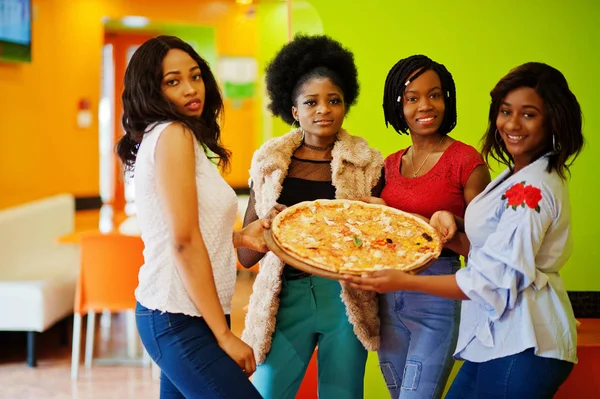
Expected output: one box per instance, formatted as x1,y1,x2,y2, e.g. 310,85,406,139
502,183,526,207
524,185,542,212
501,181,542,213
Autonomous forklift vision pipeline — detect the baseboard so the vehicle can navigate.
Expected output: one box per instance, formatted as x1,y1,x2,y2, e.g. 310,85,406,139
568,291,600,318
74,196,103,211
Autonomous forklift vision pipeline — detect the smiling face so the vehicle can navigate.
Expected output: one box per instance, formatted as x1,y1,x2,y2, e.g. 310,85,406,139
161,48,205,117
402,69,446,137
291,77,346,140
496,86,548,164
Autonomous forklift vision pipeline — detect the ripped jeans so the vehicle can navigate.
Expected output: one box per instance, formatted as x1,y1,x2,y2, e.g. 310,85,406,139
377,257,461,399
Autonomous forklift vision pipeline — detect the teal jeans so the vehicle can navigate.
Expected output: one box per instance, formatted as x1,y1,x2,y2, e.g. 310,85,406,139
252,275,367,399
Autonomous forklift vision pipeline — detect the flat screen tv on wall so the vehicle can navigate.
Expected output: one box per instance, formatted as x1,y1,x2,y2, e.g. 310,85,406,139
0,0,32,62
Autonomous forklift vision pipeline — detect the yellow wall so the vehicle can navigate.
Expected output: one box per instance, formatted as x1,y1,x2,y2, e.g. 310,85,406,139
0,0,258,209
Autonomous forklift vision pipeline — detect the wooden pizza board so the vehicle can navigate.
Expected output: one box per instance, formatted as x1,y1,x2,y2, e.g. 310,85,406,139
264,228,346,281
264,228,437,281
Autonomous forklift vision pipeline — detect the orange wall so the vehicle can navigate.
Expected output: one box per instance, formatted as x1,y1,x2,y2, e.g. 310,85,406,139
0,0,258,209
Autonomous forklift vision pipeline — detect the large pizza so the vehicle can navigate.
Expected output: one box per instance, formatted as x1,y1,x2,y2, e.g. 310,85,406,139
269,199,442,275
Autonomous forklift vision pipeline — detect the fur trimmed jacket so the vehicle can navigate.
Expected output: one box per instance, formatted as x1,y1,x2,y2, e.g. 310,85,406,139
241,128,384,364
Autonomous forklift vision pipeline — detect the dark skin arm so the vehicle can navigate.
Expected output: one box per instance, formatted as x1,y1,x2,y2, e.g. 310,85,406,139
343,271,468,300
237,190,286,268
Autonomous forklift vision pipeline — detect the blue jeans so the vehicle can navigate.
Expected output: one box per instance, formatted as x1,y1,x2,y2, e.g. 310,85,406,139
135,302,262,399
446,348,574,398
378,257,461,399
252,275,367,399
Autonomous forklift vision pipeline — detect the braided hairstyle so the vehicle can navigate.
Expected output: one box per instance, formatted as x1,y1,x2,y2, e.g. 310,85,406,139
383,55,457,135
265,34,359,125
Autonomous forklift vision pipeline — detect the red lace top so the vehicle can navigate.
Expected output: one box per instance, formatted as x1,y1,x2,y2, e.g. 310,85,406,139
381,140,485,220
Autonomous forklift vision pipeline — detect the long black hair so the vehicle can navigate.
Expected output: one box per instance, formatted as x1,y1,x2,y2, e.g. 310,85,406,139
481,62,583,179
116,35,229,172
383,54,457,135
265,34,360,125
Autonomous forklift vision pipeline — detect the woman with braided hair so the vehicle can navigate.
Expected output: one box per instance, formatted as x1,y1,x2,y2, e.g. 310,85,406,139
364,55,491,399
237,34,384,399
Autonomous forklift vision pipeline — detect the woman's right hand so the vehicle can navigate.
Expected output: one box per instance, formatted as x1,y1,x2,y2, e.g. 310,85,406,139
429,210,457,243
216,331,256,377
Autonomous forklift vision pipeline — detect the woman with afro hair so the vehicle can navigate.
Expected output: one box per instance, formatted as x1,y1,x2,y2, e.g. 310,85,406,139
237,34,384,399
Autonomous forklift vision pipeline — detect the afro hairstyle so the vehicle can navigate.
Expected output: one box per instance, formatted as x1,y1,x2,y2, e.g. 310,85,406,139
265,34,359,125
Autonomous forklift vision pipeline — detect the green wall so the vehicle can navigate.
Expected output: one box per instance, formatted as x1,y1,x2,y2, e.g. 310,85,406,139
160,25,216,70
303,0,600,293
295,1,600,397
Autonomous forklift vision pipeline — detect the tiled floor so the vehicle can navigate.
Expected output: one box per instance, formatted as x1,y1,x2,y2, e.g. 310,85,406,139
0,272,256,399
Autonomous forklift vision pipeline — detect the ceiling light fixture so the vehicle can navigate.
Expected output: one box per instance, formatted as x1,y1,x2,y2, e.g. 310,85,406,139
121,16,150,28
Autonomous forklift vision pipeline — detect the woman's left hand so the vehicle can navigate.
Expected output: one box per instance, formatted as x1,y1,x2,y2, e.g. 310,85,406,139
429,210,457,243
342,270,413,293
